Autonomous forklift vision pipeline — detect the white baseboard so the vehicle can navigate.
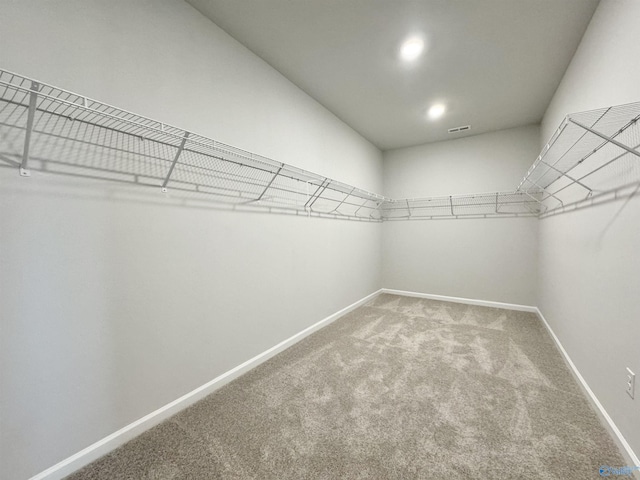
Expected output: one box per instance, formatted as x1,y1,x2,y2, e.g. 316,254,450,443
381,288,537,312
29,289,383,480
535,307,639,469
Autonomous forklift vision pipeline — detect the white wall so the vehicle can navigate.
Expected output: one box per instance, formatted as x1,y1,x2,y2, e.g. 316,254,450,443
537,0,640,460
0,1,383,479
383,125,541,198
382,126,540,305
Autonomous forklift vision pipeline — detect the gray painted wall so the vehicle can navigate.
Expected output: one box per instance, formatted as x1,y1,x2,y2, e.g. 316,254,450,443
537,0,640,459
3,0,638,478
0,1,383,478
382,126,540,306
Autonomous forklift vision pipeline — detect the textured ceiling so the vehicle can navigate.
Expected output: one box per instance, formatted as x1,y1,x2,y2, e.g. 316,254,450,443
187,0,599,150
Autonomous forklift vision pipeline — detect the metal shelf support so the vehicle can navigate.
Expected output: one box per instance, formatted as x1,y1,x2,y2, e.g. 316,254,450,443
304,179,330,210
538,158,593,194
330,187,355,214
354,197,371,217
522,177,564,208
161,131,190,192
253,166,283,203
19,81,40,177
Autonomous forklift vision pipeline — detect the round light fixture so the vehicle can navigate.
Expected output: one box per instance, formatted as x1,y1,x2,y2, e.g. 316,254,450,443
400,37,424,62
427,103,446,120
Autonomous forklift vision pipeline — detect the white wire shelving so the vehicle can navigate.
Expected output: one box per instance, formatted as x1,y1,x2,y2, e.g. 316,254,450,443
0,69,385,221
518,102,640,217
381,190,543,220
1,68,638,221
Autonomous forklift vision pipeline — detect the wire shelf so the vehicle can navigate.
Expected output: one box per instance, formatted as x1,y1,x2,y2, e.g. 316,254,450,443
1,68,637,221
518,101,640,214
381,191,543,220
0,69,385,221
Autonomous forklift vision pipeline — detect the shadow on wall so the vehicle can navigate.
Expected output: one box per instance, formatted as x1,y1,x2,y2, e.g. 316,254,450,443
0,165,380,223
598,183,640,238
6,162,639,224
540,180,640,222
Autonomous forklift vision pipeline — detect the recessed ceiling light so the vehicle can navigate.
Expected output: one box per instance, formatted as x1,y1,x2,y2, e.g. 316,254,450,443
427,103,446,120
400,37,424,62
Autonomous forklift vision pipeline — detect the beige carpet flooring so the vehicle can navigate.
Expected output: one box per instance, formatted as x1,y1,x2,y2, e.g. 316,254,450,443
67,293,626,479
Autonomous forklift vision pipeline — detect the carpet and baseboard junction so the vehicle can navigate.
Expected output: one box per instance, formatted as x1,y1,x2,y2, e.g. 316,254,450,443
63,293,629,479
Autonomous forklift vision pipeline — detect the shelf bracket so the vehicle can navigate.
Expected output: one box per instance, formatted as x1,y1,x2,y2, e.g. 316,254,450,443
568,118,640,159
304,178,329,209
330,186,355,214
495,193,499,213
20,81,40,177
538,159,593,194
406,199,412,218
354,197,371,217
253,166,283,202
449,195,454,216
161,131,190,192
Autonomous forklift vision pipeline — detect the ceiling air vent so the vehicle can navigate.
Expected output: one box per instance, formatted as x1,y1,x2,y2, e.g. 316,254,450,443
448,125,471,134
